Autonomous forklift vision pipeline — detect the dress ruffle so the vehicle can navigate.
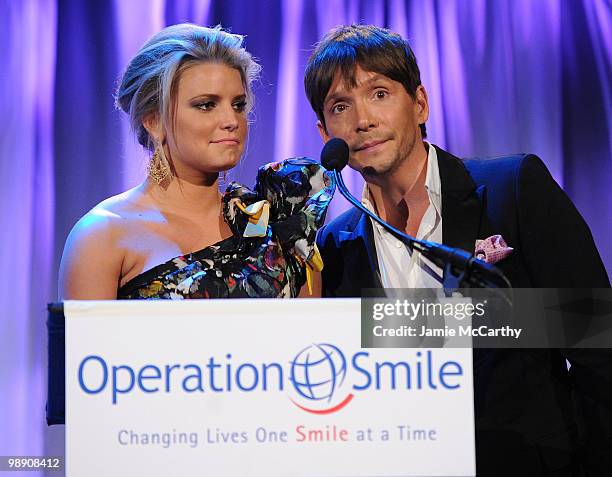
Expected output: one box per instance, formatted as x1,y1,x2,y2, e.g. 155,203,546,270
224,157,334,264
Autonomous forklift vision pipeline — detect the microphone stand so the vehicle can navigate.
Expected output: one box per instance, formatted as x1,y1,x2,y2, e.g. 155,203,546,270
332,170,511,296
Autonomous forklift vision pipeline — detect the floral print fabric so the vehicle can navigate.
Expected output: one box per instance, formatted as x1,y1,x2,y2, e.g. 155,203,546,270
118,158,335,299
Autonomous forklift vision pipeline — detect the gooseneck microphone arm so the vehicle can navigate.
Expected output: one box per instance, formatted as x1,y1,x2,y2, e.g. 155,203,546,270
321,138,511,292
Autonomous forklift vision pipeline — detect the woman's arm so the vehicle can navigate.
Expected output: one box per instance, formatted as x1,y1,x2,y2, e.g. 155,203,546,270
58,210,124,300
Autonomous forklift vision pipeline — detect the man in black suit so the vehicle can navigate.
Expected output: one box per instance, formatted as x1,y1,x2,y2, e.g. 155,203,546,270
304,25,611,476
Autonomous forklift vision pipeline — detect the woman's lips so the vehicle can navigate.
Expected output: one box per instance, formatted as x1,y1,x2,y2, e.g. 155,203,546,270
211,138,240,145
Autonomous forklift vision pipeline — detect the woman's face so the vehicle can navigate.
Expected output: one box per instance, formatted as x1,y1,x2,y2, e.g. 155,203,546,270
165,62,248,180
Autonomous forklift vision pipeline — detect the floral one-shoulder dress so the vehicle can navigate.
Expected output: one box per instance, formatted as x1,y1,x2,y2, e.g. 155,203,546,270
117,158,335,299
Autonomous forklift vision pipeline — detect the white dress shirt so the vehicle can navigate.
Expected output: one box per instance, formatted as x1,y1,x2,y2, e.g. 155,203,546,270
361,142,444,290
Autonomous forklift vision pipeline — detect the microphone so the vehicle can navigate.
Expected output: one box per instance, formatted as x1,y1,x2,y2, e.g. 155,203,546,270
321,137,350,172
320,138,510,291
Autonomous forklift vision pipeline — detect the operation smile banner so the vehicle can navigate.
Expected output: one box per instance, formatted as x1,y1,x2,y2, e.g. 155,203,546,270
65,299,476,476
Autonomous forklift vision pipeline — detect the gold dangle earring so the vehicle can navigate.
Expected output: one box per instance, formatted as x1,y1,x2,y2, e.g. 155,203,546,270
148,145,171,185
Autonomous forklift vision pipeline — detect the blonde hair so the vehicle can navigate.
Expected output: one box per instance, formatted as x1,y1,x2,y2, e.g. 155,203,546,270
116,23,261,151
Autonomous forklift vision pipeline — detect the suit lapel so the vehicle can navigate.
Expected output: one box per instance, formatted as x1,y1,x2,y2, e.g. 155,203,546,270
436,146,486,254
435,147,491,379
339,209,383,289
332,146,484,293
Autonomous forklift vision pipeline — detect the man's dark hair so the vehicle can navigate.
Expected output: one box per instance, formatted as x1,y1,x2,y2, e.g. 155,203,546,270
304,24,426,138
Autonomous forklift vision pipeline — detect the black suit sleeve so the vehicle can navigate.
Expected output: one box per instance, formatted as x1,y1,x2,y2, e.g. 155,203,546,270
516,154,609,288
517,154,612,475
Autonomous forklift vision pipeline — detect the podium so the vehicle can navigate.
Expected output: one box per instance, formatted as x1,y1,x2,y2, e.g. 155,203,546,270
47,303,65,425
47,299,476,476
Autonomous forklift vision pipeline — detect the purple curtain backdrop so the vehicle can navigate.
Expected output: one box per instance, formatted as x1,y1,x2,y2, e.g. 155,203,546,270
1,1,610,474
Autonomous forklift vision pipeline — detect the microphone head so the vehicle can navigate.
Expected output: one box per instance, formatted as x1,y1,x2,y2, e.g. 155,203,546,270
320,137,349,171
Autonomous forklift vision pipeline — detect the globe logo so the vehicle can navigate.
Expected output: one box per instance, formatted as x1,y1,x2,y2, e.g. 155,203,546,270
290,343,347,405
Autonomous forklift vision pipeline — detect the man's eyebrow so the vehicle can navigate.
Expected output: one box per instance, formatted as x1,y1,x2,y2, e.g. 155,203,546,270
360,74,393,86
324,74,392,106
324,92,351,107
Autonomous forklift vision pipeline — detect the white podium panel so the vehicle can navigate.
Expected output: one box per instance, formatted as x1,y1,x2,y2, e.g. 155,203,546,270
65,299,475,477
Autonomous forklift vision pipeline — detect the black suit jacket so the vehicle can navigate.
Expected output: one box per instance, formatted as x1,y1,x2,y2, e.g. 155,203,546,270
317,146,611,476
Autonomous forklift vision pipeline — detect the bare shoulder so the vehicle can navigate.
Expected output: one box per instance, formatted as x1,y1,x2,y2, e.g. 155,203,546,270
58,186,147,300
66,187,146,248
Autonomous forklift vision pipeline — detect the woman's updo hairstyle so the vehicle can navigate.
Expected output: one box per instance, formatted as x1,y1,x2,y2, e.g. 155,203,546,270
116,23,261,151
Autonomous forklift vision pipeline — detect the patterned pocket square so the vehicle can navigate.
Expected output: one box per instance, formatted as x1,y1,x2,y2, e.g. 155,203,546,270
474,234,513,264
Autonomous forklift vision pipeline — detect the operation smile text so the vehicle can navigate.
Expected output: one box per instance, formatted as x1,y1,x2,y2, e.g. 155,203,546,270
76,345,462,448
77,349,463,406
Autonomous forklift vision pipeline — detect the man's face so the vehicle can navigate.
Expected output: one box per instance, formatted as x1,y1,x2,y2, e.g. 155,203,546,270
318,65,428,178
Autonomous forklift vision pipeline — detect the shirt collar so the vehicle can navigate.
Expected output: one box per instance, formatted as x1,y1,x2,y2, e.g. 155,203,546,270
361,141,442,217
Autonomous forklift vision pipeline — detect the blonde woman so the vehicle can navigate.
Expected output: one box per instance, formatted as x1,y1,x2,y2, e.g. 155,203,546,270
59,24,334,300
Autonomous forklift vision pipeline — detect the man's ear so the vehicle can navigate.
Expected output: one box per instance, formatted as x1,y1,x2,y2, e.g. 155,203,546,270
317,120,331,143
142,112,164,144
415,85,429,125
